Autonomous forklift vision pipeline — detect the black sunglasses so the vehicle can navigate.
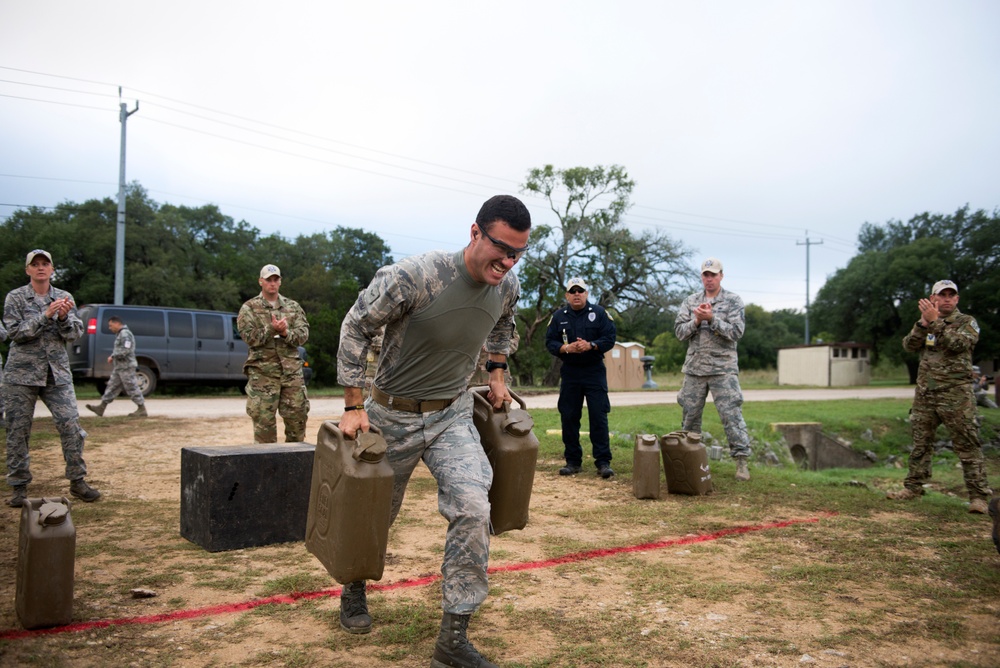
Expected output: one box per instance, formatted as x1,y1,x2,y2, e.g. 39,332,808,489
476,223,529,260
567,287,586,294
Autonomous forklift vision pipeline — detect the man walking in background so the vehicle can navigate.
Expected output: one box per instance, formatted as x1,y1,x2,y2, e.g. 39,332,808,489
237,264,310,443
3,249,101,507
86,316,147,418
674,257,752,481
545,277,617,479
888,280,991,513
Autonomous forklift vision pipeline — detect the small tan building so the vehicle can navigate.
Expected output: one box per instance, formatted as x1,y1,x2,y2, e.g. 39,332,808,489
605,342,646,390
778,342,872,387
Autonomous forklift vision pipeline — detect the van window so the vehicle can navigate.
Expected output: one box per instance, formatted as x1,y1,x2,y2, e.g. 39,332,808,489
104,310,165,337
169,312,194,338
196,314,225,340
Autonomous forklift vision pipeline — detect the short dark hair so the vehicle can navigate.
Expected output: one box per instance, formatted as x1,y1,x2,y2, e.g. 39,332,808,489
108,316,123,325
476,195,531,233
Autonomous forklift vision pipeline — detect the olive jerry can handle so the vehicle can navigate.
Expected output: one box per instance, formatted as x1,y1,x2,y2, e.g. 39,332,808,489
471,386,526,414
331,421,387,463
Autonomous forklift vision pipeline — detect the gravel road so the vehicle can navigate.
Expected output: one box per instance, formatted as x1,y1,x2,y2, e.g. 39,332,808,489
38,386,915,420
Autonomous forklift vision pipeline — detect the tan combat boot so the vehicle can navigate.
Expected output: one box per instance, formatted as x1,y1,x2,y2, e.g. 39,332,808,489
735,456,750,481
86,402,108,416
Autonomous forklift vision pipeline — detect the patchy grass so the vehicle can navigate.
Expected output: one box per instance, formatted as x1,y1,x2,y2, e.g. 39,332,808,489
1,402,999,667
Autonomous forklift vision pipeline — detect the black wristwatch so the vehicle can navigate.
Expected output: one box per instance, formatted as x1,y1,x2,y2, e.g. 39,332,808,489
485,360,508,372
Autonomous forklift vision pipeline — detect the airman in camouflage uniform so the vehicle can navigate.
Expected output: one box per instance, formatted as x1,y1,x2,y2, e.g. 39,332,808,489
675,257,752,480
335,195,531,668
888,280,992,514
4,249,101,507
86,316,147,417
0,317,7,423
237,264,310,443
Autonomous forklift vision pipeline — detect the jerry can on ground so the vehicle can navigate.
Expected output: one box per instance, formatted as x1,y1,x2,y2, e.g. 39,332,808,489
632,434,662,500
306,422,394,584
660,430,713,496
16,497,75,629
471,386,539,535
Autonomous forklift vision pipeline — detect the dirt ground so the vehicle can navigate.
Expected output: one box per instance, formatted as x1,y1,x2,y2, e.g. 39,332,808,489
1,414,998,667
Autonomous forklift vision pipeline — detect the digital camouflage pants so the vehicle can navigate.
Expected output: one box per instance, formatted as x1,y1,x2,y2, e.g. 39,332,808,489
677,373,751,458
4,383,88,487
101,366,145,406
905,385,991,501
245,368,309,443
367,390,493,614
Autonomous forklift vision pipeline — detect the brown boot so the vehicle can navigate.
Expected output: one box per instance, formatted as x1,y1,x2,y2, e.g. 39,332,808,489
430,612,498,668
969,498,988,514
735,456,750,481
86,402,108,417
7,486,27,508
887,488,921,501
129,404,148,418
70,479,102,502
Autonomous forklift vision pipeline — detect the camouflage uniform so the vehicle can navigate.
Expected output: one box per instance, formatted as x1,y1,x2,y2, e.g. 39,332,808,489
901,308,990,501
674,287,751,457
0,318,7,421
100,324,145,407
237,293,310,443
3,284,89,486
339,249,519,613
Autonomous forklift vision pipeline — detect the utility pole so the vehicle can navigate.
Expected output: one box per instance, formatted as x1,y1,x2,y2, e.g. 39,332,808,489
115,88,139,305
797,231,823,344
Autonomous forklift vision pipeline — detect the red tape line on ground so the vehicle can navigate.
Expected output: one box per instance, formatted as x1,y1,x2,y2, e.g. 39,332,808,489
0,514,830,640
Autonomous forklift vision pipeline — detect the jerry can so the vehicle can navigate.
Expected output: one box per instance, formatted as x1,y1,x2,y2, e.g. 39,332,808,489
16,497,75,629
660,430,713,496
471,387,539,535
632,434,662,500
306,422,394,584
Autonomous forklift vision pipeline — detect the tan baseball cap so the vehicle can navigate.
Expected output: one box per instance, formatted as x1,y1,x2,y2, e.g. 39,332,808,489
701,257,723,274
260,264,281,279
566,277,589,291
25,249,53,266
931,280,958,295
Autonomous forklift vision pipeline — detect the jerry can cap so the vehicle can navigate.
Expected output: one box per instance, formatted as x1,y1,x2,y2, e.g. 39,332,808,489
38,500,69,526
502,409,534,437
354,432,388,463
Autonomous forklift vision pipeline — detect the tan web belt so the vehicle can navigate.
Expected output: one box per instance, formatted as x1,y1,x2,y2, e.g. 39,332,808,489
370,386,459,414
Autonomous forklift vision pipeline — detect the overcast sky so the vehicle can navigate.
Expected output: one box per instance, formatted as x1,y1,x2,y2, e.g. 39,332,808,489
2,1,998,312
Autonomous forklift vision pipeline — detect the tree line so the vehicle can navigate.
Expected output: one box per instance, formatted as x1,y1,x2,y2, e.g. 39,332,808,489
0,184,392,386
812,205,999,381
3,171,993,387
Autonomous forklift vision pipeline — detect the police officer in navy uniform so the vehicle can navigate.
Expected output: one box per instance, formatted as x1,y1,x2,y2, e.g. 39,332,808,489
545,277,618,478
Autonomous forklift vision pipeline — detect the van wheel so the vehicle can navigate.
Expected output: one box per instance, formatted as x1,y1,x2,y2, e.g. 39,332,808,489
136,366,157,397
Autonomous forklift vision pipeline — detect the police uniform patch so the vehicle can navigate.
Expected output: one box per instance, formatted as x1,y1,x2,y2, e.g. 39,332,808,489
588,312,596,322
